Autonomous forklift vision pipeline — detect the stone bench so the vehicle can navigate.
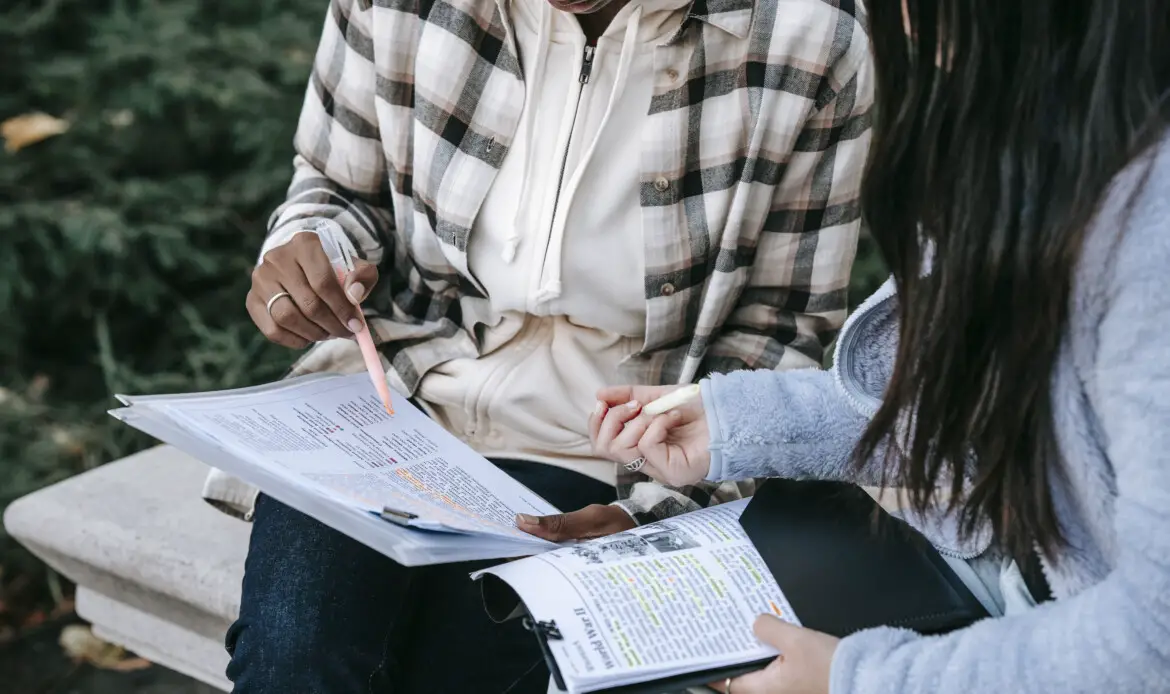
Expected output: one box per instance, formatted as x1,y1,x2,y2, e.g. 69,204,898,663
3,446,246,690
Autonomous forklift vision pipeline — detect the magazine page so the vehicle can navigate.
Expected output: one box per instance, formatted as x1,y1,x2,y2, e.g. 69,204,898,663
121,373,558,544
473,500,799,693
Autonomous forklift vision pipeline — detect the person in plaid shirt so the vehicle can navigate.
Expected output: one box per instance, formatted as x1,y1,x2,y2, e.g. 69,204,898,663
224,0,871,690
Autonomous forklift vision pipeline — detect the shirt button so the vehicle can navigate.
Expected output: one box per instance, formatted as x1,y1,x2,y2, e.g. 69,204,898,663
665,68,680,82
653,177,670,192
661,283,676,297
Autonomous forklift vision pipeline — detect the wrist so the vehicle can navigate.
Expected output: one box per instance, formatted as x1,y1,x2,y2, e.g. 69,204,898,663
701,378,725,482
608,499,646,527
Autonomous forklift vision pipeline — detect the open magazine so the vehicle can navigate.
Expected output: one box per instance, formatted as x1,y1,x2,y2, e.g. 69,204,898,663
110,373,561,566
473,500,798,694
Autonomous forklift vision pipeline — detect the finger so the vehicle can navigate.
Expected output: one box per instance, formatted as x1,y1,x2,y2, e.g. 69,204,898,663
753,614,802,650
343,260,379,305
516,505,632,541
635,411,684,481
725,659,787,694
594,401,643,455
640,410,683,450
611,415,652,457
245,288,310,349
283,250,360,337
252,270,327,343
596,386,635,407
588,400,609,445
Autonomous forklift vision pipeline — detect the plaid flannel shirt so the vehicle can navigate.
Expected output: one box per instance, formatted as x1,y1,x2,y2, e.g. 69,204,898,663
261,0,873,523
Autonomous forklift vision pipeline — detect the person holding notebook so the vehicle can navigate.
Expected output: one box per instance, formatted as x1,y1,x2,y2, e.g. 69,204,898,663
577,1,1170,693
221,0,872,691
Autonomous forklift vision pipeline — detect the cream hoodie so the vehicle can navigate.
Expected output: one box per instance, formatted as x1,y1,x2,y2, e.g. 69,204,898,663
415,0,689,484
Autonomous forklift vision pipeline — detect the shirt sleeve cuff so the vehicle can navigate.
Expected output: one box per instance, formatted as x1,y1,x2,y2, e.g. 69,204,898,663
609,498,649,526
702,378,727,483
257,223,319,264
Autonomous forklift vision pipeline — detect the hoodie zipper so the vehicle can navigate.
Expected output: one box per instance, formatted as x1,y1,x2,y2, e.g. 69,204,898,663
534,45,594,302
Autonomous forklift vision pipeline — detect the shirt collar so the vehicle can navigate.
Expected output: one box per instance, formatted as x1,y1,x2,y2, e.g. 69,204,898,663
684,0,752,39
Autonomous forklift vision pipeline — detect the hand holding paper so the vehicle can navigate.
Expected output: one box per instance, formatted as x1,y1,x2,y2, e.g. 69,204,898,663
515,503,636,542
710,616,839,694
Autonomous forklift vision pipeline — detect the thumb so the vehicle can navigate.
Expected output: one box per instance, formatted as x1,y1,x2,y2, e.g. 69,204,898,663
515,505,633,542
344,260,379,305
752,614,801,650
516,509,588,542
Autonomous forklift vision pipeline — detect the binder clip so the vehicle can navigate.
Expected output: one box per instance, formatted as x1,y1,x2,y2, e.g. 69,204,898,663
523,618,566,691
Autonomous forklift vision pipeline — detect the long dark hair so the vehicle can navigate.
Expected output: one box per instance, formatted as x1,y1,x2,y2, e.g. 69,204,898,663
858,1,1170,560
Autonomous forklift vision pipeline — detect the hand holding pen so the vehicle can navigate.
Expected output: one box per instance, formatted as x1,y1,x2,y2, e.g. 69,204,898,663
246,230,379,349
516,385,709,542
588,384,711,487
246,220,394,415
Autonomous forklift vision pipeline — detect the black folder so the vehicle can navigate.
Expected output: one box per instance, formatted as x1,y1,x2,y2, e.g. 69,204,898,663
490,478,989,694
737,479,989,637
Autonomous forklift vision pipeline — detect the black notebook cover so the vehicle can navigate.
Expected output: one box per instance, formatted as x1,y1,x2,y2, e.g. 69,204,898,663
738,479,988,638
493,479,989,693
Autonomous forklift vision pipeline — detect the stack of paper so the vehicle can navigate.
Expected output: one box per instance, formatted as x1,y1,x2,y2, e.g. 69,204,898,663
110,374,560,566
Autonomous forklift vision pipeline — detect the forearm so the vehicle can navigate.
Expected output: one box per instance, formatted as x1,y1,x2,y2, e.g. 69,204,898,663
263,0,394,268
702,367,883,485
262,155,394,267
832,567,1170,694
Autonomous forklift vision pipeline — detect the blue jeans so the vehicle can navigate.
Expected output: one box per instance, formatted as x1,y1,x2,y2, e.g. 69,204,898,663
225,459,615,693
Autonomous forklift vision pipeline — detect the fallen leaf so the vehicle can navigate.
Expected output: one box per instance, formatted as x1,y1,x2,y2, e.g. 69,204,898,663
1,112,70,152
59,624,152,671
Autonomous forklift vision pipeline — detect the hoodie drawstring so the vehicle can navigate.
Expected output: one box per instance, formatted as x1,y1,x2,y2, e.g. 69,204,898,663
533,5,643,304
502,0,553,264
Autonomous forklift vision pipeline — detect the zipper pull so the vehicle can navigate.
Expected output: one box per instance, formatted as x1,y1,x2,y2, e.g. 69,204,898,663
579,45,596,84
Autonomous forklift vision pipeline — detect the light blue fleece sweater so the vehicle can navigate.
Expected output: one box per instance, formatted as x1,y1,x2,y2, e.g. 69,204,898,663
699,135,1170,694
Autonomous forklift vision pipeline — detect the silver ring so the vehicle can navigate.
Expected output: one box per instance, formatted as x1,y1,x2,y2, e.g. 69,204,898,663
265,291,292,317
624,457,645,472
724,677,733,694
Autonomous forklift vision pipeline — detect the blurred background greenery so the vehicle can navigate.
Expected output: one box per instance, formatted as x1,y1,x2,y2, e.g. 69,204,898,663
0,0,887,676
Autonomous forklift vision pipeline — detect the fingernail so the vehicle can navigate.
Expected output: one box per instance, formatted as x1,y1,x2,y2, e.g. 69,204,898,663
594,401,606,415
347,282,366,303
347,318,363,334
516,514,539,526
625,400,640,410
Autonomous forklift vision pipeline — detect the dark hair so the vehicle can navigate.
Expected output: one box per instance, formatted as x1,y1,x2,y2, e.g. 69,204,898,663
858,1,1170,560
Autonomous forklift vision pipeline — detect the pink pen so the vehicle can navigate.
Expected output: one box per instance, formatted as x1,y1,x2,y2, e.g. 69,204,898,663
313,221,395,416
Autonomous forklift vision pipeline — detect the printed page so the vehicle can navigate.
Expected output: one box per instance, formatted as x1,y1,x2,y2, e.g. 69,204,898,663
474,500,799,693
137,373,559,544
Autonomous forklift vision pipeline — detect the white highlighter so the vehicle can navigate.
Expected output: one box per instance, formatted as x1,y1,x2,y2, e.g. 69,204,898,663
641,384,702,416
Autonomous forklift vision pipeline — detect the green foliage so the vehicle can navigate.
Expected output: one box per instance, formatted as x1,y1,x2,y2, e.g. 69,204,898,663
0,0,330,575
851,233,888,308
0,0,887,589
